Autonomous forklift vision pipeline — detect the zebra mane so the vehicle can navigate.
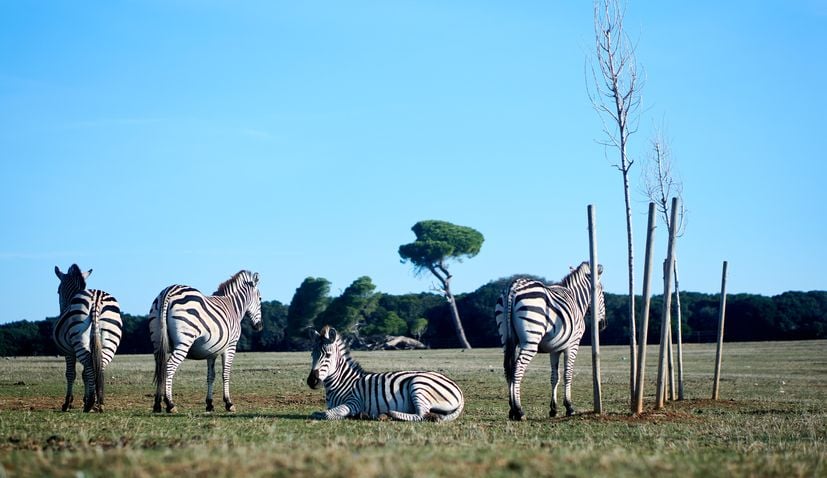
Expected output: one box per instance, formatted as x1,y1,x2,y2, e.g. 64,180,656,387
321,327,366,376
213,270,253,295
559,261,591,288
66,264,88,288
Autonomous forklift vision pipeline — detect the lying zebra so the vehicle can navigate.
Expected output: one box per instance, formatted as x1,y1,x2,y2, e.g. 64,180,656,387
306,326,464,422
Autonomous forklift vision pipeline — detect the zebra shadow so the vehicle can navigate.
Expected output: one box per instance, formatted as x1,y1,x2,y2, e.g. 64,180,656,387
138,412,311,420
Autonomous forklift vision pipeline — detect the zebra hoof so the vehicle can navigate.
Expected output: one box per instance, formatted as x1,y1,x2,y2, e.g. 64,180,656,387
206,400,214,412
549,409,558,418
61,403,71,412
225,403,236,413
166,405,177,413
152,403,162,413
565,408,576,417
508,408,526,421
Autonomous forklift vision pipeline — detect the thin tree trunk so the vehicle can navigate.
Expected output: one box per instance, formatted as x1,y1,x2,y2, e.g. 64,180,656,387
446,293,471,349
622,165,637,400
433,266,471,350
656,198,680,409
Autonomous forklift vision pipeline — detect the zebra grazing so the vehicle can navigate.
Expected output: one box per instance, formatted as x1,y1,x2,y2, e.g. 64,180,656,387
306,325,464,422
53,264,123,412
149,270,263,413
495,261,606,420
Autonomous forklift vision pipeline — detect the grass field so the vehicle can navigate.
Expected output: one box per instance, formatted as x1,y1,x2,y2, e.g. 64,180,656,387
1,340,825,477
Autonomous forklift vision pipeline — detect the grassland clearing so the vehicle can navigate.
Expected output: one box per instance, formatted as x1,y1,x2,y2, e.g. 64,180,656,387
1,340,825,477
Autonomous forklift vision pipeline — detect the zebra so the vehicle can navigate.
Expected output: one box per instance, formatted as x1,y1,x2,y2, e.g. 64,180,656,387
306,325,464,422
53,264,123,412
494,261,606,420
149,270,263,413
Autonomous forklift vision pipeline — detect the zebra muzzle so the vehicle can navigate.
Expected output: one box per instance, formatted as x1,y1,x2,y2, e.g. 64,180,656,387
306,370,321,389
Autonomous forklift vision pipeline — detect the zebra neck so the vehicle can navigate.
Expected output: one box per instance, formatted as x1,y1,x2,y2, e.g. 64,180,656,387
220,287,251,322
323,353,366,404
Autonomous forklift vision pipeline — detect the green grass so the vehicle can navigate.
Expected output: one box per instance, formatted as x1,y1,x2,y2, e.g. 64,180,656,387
1,341,825,477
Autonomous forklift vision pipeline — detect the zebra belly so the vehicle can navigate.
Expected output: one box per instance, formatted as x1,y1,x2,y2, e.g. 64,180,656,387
186,337,225,360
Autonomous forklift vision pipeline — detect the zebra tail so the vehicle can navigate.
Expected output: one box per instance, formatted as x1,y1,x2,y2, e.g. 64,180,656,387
90,300,104,406
435,399,465,422
503,284,518,383
153,289,172,387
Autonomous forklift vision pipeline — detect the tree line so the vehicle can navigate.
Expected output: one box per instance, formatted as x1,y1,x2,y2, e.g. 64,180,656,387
1,274,824,356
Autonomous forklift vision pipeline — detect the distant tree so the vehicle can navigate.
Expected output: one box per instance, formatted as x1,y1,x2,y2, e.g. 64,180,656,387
119,314,152,354
286,277,331,349
315,276,378,333
399,220,484,349
587,0,645,399
409,318,429,341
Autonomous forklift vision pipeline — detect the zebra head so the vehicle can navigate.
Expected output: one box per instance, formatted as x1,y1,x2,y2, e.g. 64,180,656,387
590,264,607,331
54,264,92,313
245,272,263,332
306,326,342,389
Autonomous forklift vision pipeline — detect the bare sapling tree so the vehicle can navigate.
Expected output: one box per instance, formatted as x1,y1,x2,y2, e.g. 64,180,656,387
643,127,688,400
587,0,644,400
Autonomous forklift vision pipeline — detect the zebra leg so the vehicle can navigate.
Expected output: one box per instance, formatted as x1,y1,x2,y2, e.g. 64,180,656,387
563,346,580,416
62,356,76,411
221,348,236,412
81,358,95,413
153,351,165,413
312,404,354,420
509,347,537,421
205,356,216,412
549,351,561,418
163,346,189,413
388,393,430,422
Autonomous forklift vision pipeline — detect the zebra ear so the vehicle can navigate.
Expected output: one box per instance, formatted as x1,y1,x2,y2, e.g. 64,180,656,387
308,328,321,341
252,272,260,285
323,327,338,343
55,266,64,280
83,269,93,280
597,264,604,276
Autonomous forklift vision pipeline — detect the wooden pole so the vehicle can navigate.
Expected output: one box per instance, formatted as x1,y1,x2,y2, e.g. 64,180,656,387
633,202,657,415
712,261,729,400
655,197,680,409
587,204,603,414
674,260,685,400
667,315,675,401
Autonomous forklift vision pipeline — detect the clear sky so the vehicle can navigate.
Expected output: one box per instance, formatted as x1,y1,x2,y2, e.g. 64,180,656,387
1,1,825,324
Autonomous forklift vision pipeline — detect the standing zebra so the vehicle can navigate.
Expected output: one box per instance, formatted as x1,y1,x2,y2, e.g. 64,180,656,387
53,264,123,412
306,325,464,422
495,261,606,420
149,270,263,413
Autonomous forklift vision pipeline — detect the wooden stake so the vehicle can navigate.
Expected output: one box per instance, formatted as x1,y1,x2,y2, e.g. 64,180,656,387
587,204,603,414
656,197,680,409
712,261,729,400
633,202,657,415
674,261,685,400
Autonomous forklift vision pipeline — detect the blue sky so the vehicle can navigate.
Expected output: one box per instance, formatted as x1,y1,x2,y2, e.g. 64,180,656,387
1,1,825,324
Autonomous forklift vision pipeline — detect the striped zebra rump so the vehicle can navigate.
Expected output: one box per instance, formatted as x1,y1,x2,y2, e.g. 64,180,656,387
53,289,123,369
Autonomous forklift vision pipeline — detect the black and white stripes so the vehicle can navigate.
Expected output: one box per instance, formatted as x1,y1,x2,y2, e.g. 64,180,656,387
306,326,464,422
149,270,263,413
495,262,606,420
53,264,123,412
